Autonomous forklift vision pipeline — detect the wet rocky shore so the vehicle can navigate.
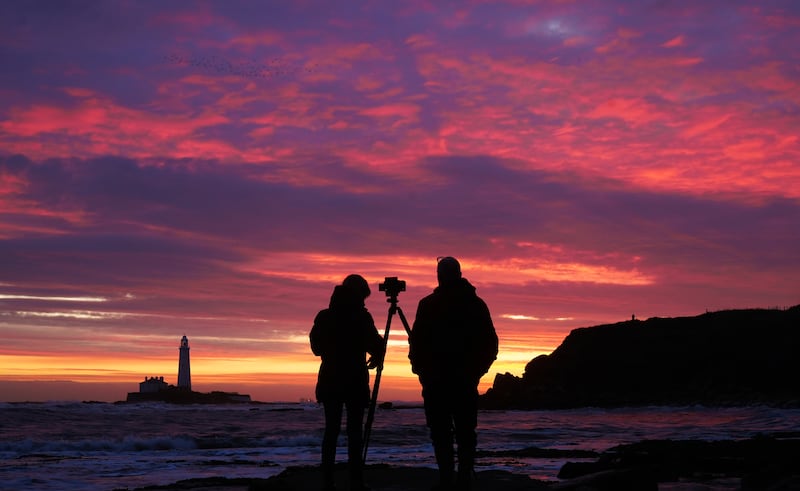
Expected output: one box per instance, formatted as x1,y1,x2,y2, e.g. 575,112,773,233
126,433,800,490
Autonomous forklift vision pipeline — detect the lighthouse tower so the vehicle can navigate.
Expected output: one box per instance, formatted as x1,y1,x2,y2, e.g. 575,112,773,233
177,335,191,390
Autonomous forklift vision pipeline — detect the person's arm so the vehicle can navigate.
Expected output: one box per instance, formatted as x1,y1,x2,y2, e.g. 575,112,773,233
408,299,431,377
364,311,385,366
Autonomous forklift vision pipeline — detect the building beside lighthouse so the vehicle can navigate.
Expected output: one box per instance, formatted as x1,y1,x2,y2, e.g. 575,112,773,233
177,335,191,390
125,334,251,403
139,376,168,393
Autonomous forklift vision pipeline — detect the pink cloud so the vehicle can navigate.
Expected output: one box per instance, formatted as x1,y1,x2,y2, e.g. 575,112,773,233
662,34,686,48
359,102,421,126
586,97,662,125
224,31,284,50
595,27,643,53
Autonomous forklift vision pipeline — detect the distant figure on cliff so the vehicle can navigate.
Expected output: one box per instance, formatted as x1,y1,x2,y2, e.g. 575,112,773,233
310,274,385,491
409,257,498,490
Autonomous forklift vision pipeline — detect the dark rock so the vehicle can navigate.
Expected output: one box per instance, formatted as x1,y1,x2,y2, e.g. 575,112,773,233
552,467,658,491
556,435,800,490
477,446,598,459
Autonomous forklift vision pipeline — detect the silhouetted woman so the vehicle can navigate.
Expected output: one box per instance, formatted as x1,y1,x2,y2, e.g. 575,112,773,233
310,274,384,491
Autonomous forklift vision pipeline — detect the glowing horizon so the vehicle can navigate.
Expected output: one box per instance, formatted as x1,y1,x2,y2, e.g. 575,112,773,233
1,1,799,402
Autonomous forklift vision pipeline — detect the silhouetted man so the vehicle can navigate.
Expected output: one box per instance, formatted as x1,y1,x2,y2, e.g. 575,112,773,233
311,274,385,491
409,257,498,490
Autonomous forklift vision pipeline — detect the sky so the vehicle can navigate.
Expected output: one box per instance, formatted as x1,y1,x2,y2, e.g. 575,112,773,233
1,0,798,403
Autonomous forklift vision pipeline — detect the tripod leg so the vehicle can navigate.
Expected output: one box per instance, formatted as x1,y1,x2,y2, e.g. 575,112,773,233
396,306,412,337
363,303,394,463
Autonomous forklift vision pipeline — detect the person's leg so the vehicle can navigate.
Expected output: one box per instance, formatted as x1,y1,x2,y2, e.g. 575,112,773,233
453,388,478,490
322,401,344,490
345,399,366,490
424,392,455,489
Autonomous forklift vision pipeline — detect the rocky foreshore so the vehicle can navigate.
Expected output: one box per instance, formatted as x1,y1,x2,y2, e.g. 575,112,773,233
121,464,541,490
123,434,800,490
553,433,800,490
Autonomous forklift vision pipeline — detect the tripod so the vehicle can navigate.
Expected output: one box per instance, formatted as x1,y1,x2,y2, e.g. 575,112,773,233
362,292,411,463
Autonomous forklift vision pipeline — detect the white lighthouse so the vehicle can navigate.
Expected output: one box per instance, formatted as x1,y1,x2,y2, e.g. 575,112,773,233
177,335,191,390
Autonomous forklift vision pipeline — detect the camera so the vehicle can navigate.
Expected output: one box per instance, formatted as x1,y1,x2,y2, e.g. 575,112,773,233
378,277,406,297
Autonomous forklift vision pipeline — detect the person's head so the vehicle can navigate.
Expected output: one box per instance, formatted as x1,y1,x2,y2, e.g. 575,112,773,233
342,274,371,300
436,256,461,287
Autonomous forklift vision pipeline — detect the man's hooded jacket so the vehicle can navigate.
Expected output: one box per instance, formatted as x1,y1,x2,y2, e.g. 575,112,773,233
409,277,498,391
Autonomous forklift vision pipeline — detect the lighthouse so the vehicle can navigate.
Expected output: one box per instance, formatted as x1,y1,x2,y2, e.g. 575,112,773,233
177,335,191,390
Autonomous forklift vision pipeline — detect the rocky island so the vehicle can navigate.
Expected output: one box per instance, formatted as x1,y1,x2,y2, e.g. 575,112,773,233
123,335,252,404
125,386,252,404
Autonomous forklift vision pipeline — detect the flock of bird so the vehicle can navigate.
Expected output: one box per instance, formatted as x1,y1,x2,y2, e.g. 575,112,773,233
163,53,320,79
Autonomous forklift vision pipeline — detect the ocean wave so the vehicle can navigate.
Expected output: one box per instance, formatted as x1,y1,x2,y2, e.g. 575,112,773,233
0,432,330,456
1,434,198,455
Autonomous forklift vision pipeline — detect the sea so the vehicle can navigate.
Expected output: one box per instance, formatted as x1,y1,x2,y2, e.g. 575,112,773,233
1,402,799,491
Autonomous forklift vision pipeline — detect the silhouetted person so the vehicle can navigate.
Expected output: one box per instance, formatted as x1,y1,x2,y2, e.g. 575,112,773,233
409,257,498,490
311,274,384,491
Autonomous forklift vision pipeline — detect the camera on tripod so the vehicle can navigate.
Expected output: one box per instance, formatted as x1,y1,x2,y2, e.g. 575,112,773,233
378,277,406,297
364,276,411,460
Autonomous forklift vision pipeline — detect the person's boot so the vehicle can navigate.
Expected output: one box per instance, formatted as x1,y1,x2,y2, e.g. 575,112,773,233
455,467,473,490
348,461,370,491
456,447,475,490
347,442,369,491
433,442,455,490
321,463,336,490
321,449,336,490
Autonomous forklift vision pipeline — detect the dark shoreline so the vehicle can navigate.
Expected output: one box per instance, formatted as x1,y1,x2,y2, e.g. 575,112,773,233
123,433,800,491
119,464,542,491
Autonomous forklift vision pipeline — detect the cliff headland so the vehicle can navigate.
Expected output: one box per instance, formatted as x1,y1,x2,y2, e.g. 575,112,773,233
482,305,800,409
